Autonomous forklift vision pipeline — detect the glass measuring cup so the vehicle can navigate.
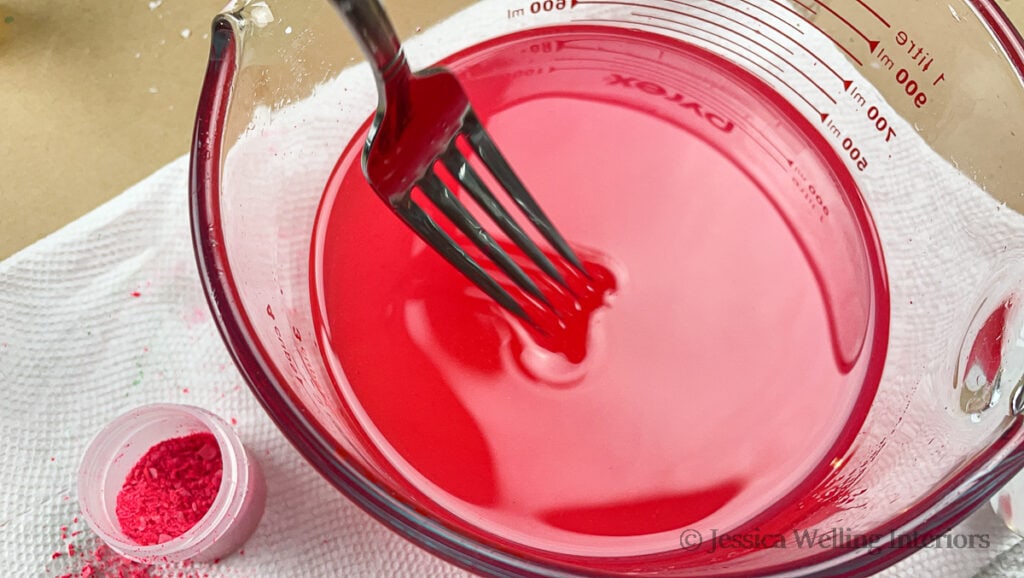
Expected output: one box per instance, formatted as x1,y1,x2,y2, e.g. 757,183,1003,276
190,0,1024,575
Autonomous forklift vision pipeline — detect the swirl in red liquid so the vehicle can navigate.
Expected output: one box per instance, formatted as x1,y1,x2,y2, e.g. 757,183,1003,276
311,25,888,557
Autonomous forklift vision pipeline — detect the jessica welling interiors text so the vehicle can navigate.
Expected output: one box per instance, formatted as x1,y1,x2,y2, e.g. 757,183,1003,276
678,528,992,553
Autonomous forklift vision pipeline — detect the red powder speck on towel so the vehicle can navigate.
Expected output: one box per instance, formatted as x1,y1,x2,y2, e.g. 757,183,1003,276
51,516,213,578
59,544,154,578
115,432,223,546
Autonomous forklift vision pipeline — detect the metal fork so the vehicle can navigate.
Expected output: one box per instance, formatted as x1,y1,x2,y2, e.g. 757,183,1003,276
329,0,587,326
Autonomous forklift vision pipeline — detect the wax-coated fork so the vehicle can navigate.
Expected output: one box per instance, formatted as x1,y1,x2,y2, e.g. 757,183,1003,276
329,0,587,325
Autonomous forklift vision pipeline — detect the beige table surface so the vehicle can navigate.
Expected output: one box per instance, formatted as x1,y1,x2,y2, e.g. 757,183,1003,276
1,0,1022,261
0,0,461,261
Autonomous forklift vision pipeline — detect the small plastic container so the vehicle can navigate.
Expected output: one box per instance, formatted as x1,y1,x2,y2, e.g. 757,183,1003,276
78,404,266,564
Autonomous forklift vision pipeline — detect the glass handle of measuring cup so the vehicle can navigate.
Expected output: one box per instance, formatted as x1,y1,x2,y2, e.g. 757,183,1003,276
972,267,1024,536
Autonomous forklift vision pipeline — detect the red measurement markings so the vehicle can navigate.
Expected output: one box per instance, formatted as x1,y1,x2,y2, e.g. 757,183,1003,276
746,60,825,116
700,0,803,39
547,34,771,114
670,0,793,55
576,0,853,92
545,61,788,166
570,4,856,100
763,0,814,21
805,47,852,87
549,56,764,96
720,53,830,158
743,128,794,169
737,0,803,35
745,121,796,168
741,4,854,89
790,11,863,65
544,34,744,103
635,12,836,103
553,21,773,104
790,0,817,15
611,19,827,120
854,0,890,28
638,12,782,69
727,1,854,92
811,0,879,53
544,34,676,64
545,32,767,95
556,22,795,169
635,14,785,72
681,3,847,97
576,0,792,55
553,58,761,137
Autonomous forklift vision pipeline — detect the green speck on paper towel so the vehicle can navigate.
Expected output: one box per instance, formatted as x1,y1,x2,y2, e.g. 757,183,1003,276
4,16,13,24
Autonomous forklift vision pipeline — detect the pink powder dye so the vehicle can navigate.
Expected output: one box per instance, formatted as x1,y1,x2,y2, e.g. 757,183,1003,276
115,433,223,546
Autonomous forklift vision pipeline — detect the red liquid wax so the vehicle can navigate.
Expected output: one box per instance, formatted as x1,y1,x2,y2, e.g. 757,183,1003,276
311,26,888,557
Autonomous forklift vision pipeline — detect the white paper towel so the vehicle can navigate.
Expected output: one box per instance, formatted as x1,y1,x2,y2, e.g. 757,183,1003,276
0,154,474,577
2,1,1024,576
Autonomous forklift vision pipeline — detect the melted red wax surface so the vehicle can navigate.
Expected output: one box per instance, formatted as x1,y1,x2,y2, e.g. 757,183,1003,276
311,25,888,555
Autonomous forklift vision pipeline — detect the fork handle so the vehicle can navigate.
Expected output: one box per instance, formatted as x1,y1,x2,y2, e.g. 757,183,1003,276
329,0,411,85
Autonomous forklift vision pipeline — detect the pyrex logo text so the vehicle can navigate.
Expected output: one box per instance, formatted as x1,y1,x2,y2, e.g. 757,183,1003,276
606,74,735,134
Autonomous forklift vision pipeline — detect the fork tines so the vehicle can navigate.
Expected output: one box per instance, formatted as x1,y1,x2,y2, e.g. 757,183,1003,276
391,111,588,328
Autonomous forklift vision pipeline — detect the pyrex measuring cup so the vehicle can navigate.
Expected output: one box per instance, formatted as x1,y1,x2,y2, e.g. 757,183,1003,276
191,0,1024,576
